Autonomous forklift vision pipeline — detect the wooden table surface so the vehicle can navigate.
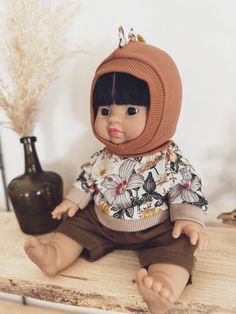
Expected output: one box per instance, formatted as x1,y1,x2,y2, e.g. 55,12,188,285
0,211,236,314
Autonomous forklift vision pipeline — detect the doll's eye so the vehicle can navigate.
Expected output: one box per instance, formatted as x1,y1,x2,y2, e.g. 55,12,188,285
101,107,110,116
127,107,138,116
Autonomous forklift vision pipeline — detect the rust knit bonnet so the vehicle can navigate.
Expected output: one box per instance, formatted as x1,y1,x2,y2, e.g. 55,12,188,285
90,40,182,158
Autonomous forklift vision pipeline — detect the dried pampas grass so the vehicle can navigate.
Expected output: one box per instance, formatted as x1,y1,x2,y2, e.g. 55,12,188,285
0,0,80,136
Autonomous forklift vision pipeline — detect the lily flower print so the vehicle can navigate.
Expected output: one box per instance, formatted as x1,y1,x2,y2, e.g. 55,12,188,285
168,167,207,207
101,159,144,209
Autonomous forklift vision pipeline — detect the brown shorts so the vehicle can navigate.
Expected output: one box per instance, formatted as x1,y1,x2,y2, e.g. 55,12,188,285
56,201,196,277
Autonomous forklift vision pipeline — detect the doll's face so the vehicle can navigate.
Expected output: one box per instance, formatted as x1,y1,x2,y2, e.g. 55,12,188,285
94,104,148,144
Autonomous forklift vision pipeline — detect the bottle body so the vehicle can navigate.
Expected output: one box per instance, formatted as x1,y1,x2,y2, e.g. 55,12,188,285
8,137,63,234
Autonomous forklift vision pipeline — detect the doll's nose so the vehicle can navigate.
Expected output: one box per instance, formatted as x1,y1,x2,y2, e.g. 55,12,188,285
108,113,122,123
108,106,122,123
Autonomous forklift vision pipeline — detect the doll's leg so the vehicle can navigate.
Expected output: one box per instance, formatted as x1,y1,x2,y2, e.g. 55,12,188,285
24,232,83,276
137,263,189,314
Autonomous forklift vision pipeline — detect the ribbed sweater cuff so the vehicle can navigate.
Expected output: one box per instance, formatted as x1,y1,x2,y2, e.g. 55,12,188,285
94,205,169,232
65,187,92,209
170,203,205,227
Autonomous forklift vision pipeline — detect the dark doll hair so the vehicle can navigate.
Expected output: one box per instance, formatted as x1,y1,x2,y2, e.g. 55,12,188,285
93,72,150,116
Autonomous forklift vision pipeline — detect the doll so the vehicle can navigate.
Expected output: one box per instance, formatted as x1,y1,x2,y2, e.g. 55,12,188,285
25,34,208,314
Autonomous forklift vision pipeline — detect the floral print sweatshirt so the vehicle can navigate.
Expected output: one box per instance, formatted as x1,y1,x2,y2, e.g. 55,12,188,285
66,142,208,232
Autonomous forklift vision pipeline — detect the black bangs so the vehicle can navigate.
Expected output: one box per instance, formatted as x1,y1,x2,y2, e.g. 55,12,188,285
93,72,150,116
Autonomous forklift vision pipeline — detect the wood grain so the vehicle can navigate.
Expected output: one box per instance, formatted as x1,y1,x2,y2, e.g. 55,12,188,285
0,300,71,314
0,212,235,313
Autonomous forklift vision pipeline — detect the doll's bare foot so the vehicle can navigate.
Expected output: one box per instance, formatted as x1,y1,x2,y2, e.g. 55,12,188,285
137,265,189,314
24,237,59,276
137,268,174,314
25,233,83,277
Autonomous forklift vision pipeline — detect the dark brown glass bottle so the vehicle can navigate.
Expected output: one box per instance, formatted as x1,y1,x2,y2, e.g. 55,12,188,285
8,136,63,234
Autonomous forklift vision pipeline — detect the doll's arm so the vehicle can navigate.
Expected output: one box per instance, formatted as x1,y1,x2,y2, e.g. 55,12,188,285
52,186,93,220
172,219,208,250
166,144,208,227
52,199,79,220
58,151,99,214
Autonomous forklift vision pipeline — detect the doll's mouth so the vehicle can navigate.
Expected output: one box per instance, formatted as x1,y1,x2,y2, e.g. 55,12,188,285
108,127,124,137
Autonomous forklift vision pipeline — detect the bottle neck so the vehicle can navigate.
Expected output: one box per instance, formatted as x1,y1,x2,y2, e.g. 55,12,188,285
20,137,43,174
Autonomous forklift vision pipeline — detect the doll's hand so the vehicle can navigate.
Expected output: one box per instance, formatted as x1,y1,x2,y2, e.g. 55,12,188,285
51,199,79,220
172,219,208,250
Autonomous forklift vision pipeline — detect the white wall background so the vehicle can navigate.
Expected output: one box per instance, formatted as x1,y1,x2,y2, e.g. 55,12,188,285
1,0,236,214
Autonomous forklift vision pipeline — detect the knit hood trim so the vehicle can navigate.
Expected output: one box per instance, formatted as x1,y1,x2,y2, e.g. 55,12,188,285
90,41,182,157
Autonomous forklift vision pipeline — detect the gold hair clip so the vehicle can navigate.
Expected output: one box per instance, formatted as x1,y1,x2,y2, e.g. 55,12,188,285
137,34,146,43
